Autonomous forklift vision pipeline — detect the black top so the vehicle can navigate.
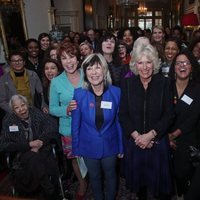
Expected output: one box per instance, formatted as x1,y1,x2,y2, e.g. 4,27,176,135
95,95,104,130
119,74,174,139
25,57,43,80
14,71,24,77
108,61,123,87
90,86,107,130
107,61,130,88
170,81,200,145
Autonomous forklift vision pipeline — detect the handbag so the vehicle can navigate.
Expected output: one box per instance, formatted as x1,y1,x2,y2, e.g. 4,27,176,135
188,145,200,167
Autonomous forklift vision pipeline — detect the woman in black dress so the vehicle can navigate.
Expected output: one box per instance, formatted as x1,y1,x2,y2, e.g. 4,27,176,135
120,44,174,200
168,51,200,198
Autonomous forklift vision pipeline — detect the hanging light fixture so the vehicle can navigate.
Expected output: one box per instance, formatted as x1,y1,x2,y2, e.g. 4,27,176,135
116,0,137,6
0,0,15,4
137,1,147,16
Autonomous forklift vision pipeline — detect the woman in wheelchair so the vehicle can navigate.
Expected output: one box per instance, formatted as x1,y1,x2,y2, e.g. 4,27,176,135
0,94,61,199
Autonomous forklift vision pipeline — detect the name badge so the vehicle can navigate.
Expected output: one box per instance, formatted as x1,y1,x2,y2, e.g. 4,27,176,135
9,125,19,132
100,101,112,109
162,67,169,73
181,94,193,105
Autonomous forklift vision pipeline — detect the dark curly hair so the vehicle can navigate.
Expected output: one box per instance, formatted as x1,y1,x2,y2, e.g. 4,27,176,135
169,50,200,83
96,31,121,66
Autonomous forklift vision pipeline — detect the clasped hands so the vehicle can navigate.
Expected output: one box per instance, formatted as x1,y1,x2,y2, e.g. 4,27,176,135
29,139,43,152
131,130,157,149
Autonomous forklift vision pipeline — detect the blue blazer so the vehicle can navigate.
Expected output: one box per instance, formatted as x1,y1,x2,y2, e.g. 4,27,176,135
72,85,123,159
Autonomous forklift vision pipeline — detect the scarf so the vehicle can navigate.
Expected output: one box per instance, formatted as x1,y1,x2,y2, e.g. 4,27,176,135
10,68,33,105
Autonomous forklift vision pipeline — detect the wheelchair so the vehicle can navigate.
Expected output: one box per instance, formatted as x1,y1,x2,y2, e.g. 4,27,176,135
5,141,71,200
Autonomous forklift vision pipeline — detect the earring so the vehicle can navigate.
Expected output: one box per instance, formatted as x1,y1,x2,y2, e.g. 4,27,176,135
174,73,177,80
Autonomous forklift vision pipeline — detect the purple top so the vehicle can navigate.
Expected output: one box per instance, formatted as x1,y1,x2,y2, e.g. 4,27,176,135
124,70,134,78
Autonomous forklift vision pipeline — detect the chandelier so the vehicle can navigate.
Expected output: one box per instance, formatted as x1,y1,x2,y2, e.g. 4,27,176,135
116,0,137,6
137,1,147,16
0,0,19,12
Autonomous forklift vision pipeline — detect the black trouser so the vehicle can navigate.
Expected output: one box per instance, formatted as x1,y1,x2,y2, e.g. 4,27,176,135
185,165,200,200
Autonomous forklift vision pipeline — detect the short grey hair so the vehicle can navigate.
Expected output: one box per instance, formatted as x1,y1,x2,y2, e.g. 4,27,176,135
130,44,160,75
9,94,29,110
81,53,112,89
131,36,150,54
130,36,150,68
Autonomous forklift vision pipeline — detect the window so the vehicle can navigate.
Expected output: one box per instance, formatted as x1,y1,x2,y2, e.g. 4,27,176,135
128,19,135,27
155,18,162,26
138,18,152,30
137,10,162,29
146,11,152,16
138,18,145,29
115,5,164,30
146,19,152,29
155,11,162,16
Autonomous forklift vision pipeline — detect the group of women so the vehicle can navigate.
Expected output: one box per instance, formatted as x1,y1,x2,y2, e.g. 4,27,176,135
1,26,200,200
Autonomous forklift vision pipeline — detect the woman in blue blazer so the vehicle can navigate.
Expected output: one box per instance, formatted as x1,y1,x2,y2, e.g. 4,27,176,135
72,53,123,200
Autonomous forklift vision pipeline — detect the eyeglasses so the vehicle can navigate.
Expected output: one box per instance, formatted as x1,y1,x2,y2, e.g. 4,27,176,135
11,59,23,64
175,60,191,66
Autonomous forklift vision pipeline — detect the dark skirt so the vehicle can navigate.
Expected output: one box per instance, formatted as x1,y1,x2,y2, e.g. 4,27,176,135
123,135,173,196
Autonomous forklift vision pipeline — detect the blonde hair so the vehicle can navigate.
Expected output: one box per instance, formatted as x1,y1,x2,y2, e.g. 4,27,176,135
131,36,150,54
130,36,150,67
152,25,164,32
151,25,165,44
79,41,93,50
130,44,160,75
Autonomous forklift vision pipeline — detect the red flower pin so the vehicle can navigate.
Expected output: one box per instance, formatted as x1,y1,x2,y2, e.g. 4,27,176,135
90,102,94,108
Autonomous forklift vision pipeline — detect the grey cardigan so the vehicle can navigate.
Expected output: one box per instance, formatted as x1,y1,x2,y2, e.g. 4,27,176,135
0,69,46,112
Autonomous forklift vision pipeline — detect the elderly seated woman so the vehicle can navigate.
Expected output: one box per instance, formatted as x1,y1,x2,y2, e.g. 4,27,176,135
0,94,60,199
